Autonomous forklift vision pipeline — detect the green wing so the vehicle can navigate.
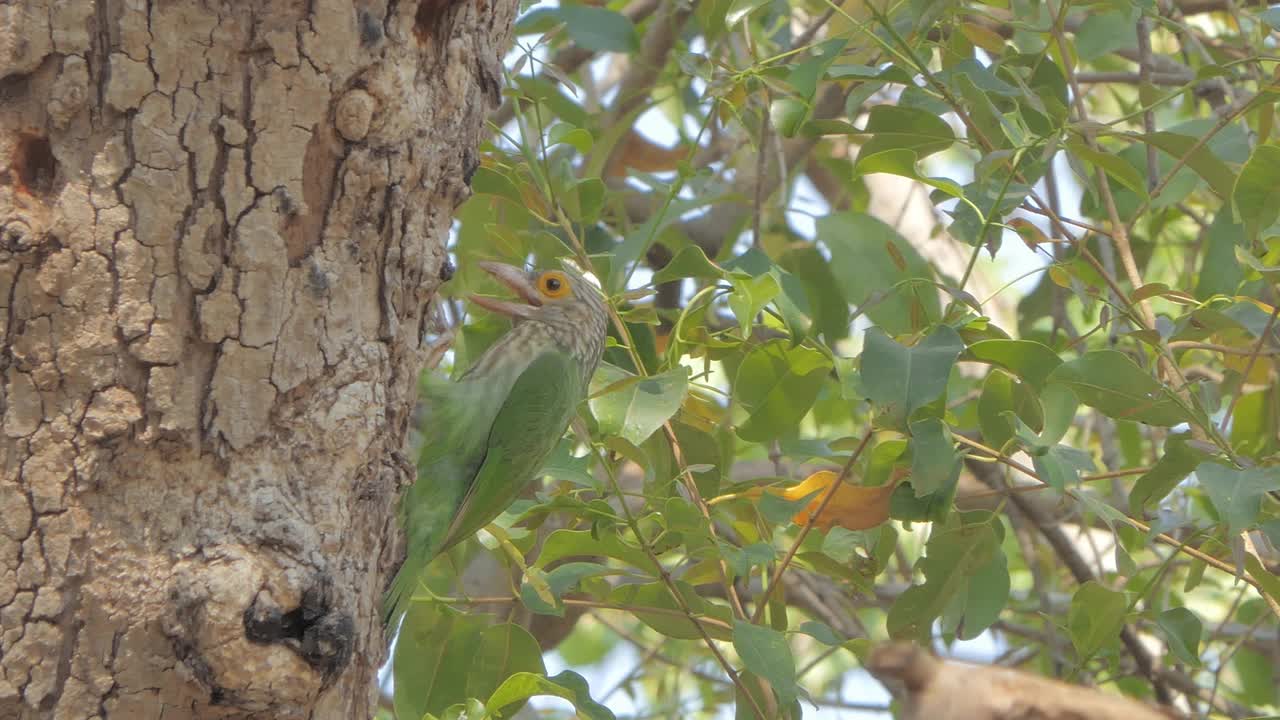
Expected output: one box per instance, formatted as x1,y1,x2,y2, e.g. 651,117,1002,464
438,349,583,553
384,371,514,625
400,373,507,556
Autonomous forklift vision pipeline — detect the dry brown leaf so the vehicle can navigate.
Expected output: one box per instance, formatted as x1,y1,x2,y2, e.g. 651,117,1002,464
768,470,896,531
654,328,670,355
604,128,690,177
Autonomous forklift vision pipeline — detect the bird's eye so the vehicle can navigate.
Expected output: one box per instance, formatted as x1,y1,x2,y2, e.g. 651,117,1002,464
539,271,570,299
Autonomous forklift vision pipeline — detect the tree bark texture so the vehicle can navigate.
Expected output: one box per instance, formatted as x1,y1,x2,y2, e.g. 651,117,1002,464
0,0,517,717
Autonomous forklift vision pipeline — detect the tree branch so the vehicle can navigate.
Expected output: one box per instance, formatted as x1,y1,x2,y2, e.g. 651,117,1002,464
965,456,1176,706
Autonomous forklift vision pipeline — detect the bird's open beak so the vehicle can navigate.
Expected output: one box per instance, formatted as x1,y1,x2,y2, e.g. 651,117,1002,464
470,261,543,321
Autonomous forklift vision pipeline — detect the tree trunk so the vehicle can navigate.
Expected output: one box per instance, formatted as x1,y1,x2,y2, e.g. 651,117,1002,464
0,1,516,717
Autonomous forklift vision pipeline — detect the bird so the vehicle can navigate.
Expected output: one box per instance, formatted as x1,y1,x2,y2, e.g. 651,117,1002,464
384,259,609,628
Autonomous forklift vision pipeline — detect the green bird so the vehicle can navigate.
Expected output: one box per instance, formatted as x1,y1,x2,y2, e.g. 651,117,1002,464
384,260,608,627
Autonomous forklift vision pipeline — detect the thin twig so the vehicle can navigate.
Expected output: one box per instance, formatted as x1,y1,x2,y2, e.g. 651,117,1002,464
1135,12,1160,193
966,454,1174,705
1169,340,1280,356
955,434,1280,620
600,454,768,718
749,430,874,624
664,423,750,620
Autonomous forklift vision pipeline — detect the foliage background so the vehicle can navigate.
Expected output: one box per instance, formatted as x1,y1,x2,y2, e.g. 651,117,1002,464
389,0,1280,717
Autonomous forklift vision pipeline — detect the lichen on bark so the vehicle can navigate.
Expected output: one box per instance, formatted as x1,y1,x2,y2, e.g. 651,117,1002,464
0,1,517,717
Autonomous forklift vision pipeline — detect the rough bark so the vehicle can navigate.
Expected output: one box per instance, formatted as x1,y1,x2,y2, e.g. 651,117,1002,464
0,0,516,717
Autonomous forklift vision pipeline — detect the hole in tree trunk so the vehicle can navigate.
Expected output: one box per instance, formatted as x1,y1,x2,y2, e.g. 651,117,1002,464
7,132,58,197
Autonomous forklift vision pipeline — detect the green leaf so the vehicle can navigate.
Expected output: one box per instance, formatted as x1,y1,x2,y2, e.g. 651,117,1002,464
1047,351,1192,426
538,529,652,571
394,603,488,720
720,541,777,578
1031,383,1078,447
425,698,487,720
733,621,799,707
1075,8,1139,60
965,339,1062,391
771,96,809,138
1141,131,1236,198
821,526,861,564
515,7,562,35
725,0,771,26
951,69,1011,150
819,212,938,335
887,520,999,640
539,440,598,489
590,364,689,446
467,624,548,706
651,245,729,283
1195,210,1246,299
1129,433,1210,514
787,38,847,99
759,485,821,525
569,177,605,223
547,123,594,154
978,370,1018,451
609,194,726,292
856,105,956,164
1032,443,1096,492
1195,461,1280,533
734,341,832,442
855,148,967,198
797,620,845,646
780,246,850,342
978,370,1043,450
609,581,733,641
1233,144,1280,233
469,167,524,205
1068,581,1128,659
1068,141,1147,198
520,562,614,616
957,545,1009,641
889,478,957,524
487,671,616,720
734,671,801,720
728,273,781,337
908,418,961,496
861,326,965,427
1157,607,1203,667
558,4,639,53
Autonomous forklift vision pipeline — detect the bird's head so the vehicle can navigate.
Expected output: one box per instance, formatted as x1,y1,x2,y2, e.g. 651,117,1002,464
470,260,609,368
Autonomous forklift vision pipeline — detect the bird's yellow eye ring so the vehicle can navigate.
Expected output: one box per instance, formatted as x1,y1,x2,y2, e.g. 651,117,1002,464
538,271,571,299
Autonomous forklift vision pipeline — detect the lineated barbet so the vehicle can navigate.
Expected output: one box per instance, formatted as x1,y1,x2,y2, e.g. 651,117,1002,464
384,260,608,627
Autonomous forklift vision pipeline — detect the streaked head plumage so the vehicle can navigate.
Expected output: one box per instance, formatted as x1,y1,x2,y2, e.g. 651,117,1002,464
469,260,608,377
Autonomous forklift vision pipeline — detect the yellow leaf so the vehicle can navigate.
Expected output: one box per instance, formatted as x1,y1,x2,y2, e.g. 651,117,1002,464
1215,330,1276,384
772,470,895,532
1009,218,1050,251
959,21,1007,55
